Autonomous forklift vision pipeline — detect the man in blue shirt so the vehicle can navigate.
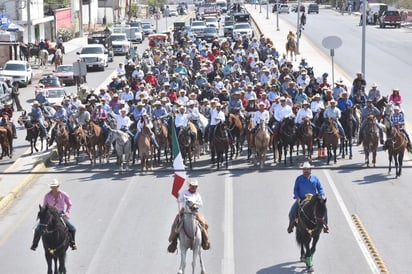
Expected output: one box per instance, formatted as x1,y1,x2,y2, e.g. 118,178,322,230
287,162,329,233
28,101,48,137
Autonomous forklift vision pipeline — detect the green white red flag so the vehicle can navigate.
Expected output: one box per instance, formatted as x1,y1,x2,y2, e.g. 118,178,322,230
171,123,186,198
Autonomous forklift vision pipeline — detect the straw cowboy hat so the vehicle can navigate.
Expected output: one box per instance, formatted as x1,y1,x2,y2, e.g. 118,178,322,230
49,179,60,187
300,162,313,169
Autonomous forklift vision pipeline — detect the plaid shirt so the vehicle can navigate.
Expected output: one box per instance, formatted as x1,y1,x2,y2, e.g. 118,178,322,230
390,112,405,126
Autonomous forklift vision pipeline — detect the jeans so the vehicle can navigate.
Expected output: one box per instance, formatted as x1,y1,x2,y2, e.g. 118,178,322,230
359,120,384,140
319,120,345,137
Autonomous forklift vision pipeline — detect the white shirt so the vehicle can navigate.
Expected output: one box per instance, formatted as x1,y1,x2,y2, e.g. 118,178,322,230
175,113,189,128
116,66,126,76
121,91,134,102
178,189,203,210
310,100,324,113
188,107,201,120
210,109,225,125
253,110,270,125
116,114,132,130
132,69,144,80
269,102,281,117
295,107,313,124
244,91,257,100
275,104,294,122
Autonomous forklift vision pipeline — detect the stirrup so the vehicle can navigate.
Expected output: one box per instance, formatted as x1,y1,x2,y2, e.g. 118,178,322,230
202,240,211,250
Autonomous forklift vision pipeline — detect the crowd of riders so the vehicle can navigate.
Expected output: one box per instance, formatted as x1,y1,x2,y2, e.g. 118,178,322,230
6,26,411,154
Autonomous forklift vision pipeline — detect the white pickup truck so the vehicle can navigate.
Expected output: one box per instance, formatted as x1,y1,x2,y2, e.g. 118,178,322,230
111,33,132,56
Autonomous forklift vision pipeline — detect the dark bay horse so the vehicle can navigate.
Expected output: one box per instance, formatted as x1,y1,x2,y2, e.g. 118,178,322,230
212,122,229,170
278,116,297,165
373,96,388,123
362,115,379,167
36,205,70,274
340,107,355,159
322,118,339,165
178,125,195,170
286,36,297,61
297,117,314,162
228,113,244,159
0,127,11,160
386,126,407,178
86,121,106,165
55,120,71,165
18,111,48,154
295,194,327,273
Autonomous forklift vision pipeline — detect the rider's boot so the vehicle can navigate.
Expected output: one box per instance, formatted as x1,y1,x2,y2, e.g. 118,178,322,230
30,229,41,251
323,224,330,233
69,230,77,250
167,230,178,253
357,135,363,146
201,226,211,250
287,221,295,234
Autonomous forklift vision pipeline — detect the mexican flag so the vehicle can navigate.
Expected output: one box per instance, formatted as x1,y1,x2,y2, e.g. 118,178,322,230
171,123,186,198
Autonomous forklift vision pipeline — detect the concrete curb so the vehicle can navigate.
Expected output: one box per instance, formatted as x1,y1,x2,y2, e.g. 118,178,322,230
0,149,57,214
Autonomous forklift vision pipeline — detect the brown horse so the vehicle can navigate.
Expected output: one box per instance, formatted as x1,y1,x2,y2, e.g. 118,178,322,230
297,117,314,163
286,36,297,61
228,113,244,159
340,107,355,159
362,115,379,167
386,126,407,178
74,126,90,164
246,115,255,161
55,120,71,165
153,118,169,164
137,125,153,171
322,118,340,165
0,127,11,160
178,125,195,170
0,117,13,159
54,54,62,70
86,121,106,165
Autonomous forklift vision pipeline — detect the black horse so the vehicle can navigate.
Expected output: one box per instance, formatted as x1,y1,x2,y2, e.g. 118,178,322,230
17,110,49,154
295,194,327,273
36,205,70,274
278,116,297,165
212,122,229,170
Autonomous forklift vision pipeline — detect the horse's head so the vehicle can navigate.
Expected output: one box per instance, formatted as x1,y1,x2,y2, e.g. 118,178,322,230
37,205,60,233
105,129,114,146
185,199,199,213
313,194,327,226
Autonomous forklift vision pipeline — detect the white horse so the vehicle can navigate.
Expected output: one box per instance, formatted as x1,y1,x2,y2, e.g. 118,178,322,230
39,49,49,68
105,129,131,172
177,199,206,274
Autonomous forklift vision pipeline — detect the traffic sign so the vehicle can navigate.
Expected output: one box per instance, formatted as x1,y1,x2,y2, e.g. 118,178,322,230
154,13,160,20
322,36,343,50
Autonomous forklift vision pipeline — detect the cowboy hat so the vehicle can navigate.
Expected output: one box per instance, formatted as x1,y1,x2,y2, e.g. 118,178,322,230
49,179,60,187
189,180,199,186
300,161,313,169
394,106,400,111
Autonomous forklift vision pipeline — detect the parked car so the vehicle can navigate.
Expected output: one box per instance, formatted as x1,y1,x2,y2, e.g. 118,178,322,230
53,65,75,86
141,22,155,35
168,9,179,17
0,79,12,108
111,33,132,55
232,22,253,40
292,4,306,13
201,27,219,43
0,60,32,87
278,4,290,14
307,3,319,14
224,16,234,37
191,20,207,36
380,10,401,28
38,74,64,88
204,17,220,29
77,44,108,71
127,21,144,43
39,88,67,106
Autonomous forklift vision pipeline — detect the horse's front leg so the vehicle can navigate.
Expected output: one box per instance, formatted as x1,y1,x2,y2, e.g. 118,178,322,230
289,145,293,165
178,248,187,274
58,255,67,274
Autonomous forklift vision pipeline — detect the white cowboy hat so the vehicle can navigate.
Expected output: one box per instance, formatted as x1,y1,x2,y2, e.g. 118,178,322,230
188,180,199,186
394,106,400,111
300,162,313,169
49,179,60,187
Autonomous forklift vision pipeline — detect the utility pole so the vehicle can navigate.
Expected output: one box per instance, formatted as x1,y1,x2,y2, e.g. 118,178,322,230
27,0,32,43
78,0,83,37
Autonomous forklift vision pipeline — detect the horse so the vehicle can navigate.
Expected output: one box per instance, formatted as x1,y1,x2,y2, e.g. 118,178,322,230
152,118,169,164
339,107,355,159
255,120,270,168
286,36,297,61
36,205,70,274
373,96,388,122
178,125,195,170
295,194,327,273
86,121,106,165
177,199,206,274
106,128,132,172
245,114,256,160
278,116,297,165
362,115,379,167
211,122,229,170
386,126,407,178
297,117,314,163
39,49,49,68
54,119,71,165
17,111,48,154
383,102,394,130
228,113,244,159
321,118,340,165
0,127,11,160
74,126,90,164
0,117,13,159
136,125,153,171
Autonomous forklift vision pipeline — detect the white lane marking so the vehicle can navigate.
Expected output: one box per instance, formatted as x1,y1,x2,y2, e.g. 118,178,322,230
323,170,380,274
222,173,235,274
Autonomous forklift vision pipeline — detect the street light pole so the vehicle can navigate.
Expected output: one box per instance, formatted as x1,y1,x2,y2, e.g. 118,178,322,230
27,0,32,42
361,0,366,76
296,0,301,54
260,0,262,13
266,2,269,19
276,0,279,31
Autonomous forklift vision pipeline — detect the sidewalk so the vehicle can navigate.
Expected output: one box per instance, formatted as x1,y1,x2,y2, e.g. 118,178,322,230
246,4,352,86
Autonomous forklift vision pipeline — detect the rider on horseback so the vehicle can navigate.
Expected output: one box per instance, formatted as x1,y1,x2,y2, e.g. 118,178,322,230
318,99,346,139
152,100,169,125
175,105,195,143
389,106,412,152
72,104,90,130
168,180,210,253
252,102,272,134
187,101,203,141
49,102,73,145
273,96,294,138
31,179,77,251
135,112,160,149
295,100,315,131
358,99,384,145
28,101,48,138
287,162,329,234
0,103,17,138
336,91,358,129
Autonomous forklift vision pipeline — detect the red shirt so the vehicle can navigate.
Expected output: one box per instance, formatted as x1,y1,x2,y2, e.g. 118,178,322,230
167,91,177,103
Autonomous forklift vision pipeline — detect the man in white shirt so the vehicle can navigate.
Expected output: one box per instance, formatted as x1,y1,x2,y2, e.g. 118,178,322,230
253,102,272,134
274,97,294,134
175,106,189,135
208,102,226,142
187,101,202,140
310,94,324,118
318,99,346,139
135,112,159,148
295,101,313,125
116,108,134,139
120,86,134,103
